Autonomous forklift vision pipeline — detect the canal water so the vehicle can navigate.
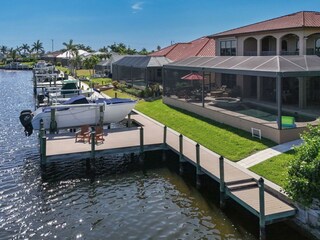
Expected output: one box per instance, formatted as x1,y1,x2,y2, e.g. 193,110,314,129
0,70,311,239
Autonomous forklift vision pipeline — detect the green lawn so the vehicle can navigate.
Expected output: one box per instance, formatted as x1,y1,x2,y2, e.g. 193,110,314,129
134,99,275,161
104,88,138,99
249,150,295,187
56,66,70,74
91,78,112,86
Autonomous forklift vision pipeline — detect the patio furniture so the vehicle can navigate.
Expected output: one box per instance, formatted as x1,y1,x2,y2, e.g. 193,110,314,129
89,126,105,144
75,125,90,142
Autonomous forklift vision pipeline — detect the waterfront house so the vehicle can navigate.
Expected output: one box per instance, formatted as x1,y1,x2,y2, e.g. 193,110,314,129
163,11,320,143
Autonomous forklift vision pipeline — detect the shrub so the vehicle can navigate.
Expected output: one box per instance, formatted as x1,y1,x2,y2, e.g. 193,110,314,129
56,62,62,67
284,124,320,206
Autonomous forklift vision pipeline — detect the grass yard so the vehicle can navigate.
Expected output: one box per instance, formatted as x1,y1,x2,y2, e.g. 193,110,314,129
249,150,295,187
103,88,138,99
91,77,112,86
134,99,275,161
76,69,92,77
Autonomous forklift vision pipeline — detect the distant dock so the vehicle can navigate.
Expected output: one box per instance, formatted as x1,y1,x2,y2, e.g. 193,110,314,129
39,110,296,240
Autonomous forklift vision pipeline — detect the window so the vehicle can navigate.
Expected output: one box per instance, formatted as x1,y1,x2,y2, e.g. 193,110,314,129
220,40,236,56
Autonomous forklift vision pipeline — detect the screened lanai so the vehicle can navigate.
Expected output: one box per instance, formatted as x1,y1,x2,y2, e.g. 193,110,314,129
112,56,172,88
163,55,320,143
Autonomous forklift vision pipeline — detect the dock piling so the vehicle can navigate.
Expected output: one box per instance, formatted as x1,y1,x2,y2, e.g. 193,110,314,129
196,143,202,188
40,136,47,165
219,156,226,209
115,92,118,98
99,105,104,127
39,119,44,143
179,134,185,175
127,113,131,128
259,177,266,240
163,125,167,146
50,108,57,134
140,127,144,153
90,130,96,160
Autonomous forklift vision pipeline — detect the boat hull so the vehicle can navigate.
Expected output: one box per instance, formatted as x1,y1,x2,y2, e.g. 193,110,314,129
31,101,136,130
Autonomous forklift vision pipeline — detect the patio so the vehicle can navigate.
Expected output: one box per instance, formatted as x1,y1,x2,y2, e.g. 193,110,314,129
163,55,320,143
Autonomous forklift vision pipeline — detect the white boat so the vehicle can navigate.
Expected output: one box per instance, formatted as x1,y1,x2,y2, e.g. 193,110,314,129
20,95,136,136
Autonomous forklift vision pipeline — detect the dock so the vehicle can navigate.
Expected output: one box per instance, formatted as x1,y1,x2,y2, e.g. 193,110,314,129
40,110,296,240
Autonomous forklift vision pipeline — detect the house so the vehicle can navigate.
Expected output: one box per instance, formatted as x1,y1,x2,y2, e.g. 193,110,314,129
163,11,320,143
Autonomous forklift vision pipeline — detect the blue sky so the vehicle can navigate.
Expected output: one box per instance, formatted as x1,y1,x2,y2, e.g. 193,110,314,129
0,0,320,52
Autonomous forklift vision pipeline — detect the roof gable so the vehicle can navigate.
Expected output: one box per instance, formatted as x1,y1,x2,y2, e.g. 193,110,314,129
211,11,320,37
148,37,215,61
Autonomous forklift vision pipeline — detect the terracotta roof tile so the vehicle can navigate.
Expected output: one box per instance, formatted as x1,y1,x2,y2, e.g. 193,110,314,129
149,37,215,61
211,11,320,37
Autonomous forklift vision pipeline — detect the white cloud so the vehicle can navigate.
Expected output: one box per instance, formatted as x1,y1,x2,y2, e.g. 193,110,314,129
131,2,143,12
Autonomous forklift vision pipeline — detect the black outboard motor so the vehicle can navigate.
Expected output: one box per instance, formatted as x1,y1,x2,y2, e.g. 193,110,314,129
19,110,33,136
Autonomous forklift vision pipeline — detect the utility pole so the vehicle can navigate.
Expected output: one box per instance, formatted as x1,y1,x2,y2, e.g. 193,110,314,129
51,39,54,52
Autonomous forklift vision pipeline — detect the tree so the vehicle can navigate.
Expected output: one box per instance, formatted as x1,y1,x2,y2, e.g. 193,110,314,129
83,55,100,77
108,42,128,54
157,45,161,51
69,49,82,76
139,48,149,55
63,39,77,58
32,40,44,58
21,44,30,57
284,124,320,206
0,45,7,55
8,48,17,61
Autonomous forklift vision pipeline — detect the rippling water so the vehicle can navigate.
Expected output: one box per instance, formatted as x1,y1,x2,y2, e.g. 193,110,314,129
0,70,310,240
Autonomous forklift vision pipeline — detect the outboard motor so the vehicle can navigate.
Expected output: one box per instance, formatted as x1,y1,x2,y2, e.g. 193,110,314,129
19,110,33,136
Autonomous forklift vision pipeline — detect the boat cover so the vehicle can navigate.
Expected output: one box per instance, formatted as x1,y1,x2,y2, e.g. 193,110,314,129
63,95,89,105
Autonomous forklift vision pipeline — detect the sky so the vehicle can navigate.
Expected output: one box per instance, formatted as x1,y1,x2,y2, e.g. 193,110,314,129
0,0,320,52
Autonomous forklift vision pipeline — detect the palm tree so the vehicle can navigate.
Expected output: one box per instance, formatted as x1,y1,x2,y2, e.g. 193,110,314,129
63,39,77,58
0,45,8,55
69,49,82,76
15,46,22,56
8,48,17,62
21,44,30,57
32,40,44,59
83,55,100,77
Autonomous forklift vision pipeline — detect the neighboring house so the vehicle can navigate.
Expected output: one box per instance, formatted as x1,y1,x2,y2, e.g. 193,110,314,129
41,50,64,65
163,11,320,143
112,55,172,88
149,36,215,61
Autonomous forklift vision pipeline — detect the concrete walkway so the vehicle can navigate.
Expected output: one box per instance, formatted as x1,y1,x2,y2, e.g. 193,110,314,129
237,139,303,168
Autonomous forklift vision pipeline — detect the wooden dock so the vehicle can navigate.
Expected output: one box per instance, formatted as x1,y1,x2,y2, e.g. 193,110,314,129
41,111,296,240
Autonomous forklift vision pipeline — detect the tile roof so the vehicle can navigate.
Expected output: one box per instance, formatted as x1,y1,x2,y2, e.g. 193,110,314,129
149,37,215,61
210,11,320,37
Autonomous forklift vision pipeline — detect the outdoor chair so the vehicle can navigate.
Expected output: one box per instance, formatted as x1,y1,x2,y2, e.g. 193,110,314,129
75,125,90,142
89,126,105,144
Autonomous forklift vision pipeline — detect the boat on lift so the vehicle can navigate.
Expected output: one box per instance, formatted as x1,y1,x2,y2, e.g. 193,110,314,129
19,94,136,136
